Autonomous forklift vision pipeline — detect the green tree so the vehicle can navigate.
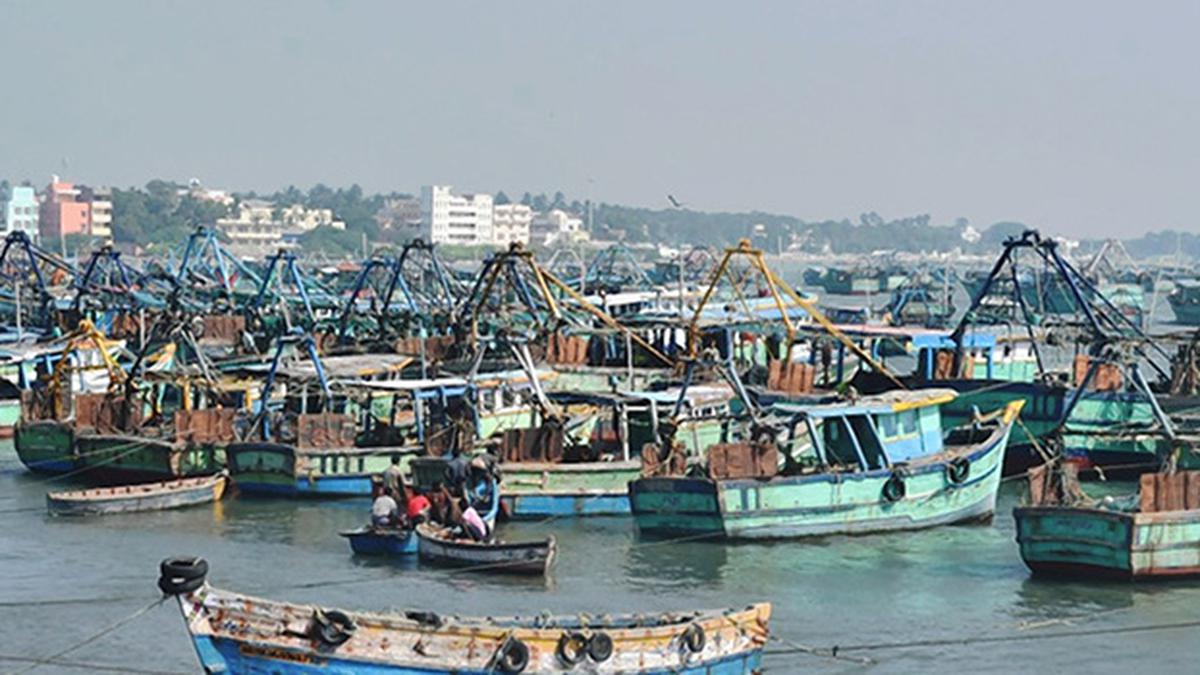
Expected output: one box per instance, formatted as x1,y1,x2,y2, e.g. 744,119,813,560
495,190,511,205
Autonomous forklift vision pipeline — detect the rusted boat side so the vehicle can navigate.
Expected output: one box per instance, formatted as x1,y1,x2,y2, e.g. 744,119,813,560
1014,471,1200,579
160,558,770,674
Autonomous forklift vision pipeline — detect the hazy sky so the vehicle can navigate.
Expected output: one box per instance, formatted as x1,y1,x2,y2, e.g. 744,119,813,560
2,1,1197,238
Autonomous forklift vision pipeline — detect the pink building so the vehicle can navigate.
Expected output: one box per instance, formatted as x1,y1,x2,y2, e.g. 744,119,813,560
39,181,92,242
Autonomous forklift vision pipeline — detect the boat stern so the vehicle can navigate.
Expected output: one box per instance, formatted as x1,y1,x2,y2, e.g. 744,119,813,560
629,476,727,538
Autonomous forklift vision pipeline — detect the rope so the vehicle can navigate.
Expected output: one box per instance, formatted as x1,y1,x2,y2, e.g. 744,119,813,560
0,595,148,608
0,654,187,675
3,596,165,675
763,617,1200,659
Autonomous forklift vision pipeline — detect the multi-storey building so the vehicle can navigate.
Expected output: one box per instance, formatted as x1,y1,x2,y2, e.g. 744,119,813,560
39,180,91,243
78,185,113,239
531,208,585,246
1,186,40,239
492,203,532,246
419,185,493,246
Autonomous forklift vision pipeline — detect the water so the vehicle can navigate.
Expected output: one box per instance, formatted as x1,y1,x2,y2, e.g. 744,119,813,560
2,443,1199,673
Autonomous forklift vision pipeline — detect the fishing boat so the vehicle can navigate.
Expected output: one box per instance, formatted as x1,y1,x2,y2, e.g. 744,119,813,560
158,556,770,674
1167,280,1200,325
498,386,732,518
13,322,127,474
340,526,418,556
1014,466,1200,579
46,471,227,516
415,523,556,576
630,392,1022,540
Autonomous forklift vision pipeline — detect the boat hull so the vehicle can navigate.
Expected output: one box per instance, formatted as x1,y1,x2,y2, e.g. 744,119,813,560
189,635,763,674
1014,506,1200,579
14,419,76,474
415,524,555,575
75,434,224,485
933,380,1163,477
227,442,418,497
499,461,640,518
341,527,418,556
46,474,227,516
630,414,1012,540
174,584,770,674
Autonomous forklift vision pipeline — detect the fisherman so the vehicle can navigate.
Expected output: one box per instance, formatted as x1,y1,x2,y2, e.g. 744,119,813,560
371,491,401,529
458,500,491,542
382,454,406,501
406,493,432,524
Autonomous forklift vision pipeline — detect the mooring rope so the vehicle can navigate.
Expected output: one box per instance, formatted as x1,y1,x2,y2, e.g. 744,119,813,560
3,596,165,675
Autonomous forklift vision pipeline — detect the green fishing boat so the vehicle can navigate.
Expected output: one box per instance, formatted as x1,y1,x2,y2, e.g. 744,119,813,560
630,392,1022,539
14,419,76,474
1015,467,1200,579
75,433,226,485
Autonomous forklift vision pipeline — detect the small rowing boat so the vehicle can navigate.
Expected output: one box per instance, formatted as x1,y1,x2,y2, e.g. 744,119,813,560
339,526,418,556
158,556,770,673
46,471,228,517
416,523,556,576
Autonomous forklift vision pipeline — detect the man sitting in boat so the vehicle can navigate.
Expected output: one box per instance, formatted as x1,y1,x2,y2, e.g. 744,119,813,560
406,493,432,524
457,500,492,542
371,491,402,529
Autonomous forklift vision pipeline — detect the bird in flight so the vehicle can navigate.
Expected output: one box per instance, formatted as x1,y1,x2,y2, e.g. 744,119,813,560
667,194,686,209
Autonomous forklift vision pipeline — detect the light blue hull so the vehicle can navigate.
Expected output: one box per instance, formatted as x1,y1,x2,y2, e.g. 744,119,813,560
237,475,374,497
192,636,763,674
501,493,630,518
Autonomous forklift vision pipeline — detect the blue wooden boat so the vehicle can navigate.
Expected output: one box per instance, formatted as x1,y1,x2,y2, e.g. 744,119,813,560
340,526,418,556
630,391,1022,540
158,557,771,674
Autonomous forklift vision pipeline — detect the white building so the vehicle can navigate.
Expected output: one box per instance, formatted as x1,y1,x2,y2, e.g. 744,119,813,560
419,185,493,246
1,186,40,239
492,203,532,246
531,209,585,246
215,199,281,247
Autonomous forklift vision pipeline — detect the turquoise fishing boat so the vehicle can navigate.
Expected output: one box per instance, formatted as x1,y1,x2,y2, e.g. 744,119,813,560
1015,468,1200,579
630,391,1022,539
499,386,732,518
159,557,771,674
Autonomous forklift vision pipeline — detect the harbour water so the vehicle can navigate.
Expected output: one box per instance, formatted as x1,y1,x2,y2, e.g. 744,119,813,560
3,442,1199,673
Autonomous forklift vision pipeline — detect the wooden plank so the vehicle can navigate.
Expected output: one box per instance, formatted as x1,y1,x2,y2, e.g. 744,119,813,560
1139,473,1157,513
1186,472,1200,511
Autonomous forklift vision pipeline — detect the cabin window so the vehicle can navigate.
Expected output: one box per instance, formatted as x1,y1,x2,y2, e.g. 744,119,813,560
784,419,822,471
898,410,918,435
821,417,861,468
879,414,898,438
849,415,887,470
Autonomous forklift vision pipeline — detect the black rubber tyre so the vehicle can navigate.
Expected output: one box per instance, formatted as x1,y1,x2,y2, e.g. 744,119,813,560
882,474,907,502
947,458,970,484
588,632,614,662
683,623,706,653
556,632,588,666
157,574,204,595
160,557,208,582
311,610,356,647
496,638,530,673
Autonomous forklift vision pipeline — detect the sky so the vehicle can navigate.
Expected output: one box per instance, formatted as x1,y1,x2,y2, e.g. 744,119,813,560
1,1,1197,238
